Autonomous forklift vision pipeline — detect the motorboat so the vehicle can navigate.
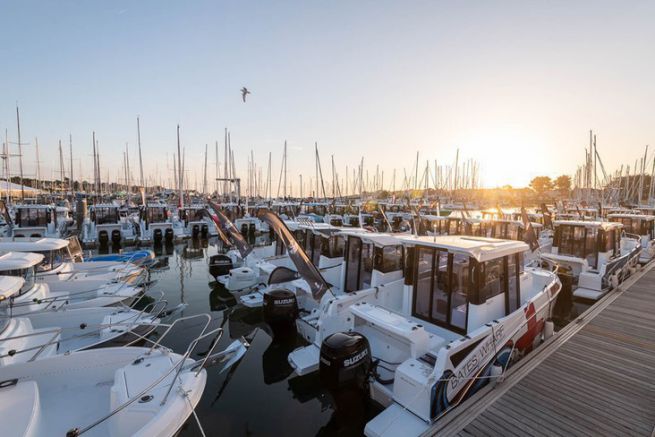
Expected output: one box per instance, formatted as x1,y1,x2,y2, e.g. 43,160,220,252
539,220,641,302
259,229,561,436
0,237,145,284
607,213,655,263
0,320,248,437
0,252,143,314
82,204,138,247
136,204,176,245
0,276,160,365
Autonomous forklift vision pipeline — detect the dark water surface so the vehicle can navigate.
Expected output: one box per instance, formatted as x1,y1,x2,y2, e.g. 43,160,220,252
98,238,374,437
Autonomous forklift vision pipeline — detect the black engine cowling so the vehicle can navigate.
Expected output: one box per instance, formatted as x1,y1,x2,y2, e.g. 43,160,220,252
319,332,372,392
208,255,233,280
164,228,174,243
192,224,200,239
111,230,121,245
153,228,163,244
201,224,209,238
98,230,109,246
263,289,299,328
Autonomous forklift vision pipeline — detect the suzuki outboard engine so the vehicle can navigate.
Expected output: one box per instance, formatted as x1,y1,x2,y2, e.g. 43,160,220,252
98,230,109,246
111,229,121,245
208,254,234,280
201,224,209,238
319,332,372,427
153,228,163,245
192,224,200,239
263,289,299,336
164,228,174,244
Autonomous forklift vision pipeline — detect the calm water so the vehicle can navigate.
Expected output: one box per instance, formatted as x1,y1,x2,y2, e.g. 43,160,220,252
95,238,378,437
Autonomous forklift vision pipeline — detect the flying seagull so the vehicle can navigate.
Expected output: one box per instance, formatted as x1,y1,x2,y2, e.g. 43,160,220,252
241,87,251,102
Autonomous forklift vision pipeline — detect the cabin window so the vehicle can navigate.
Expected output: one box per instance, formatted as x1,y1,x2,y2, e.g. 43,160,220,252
447,219,460,235
36,249,65,272
345,236,362,292
274,234,286,256
480,258,505,300
411,247,468,333
449,253,472,330
507,254,521,312
148,207,167,223
311,233,322,265
404,247,415,285
359,242,374,289
374,245,403,273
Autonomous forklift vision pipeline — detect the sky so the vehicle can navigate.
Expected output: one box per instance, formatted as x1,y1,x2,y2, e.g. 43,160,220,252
1,0,654,193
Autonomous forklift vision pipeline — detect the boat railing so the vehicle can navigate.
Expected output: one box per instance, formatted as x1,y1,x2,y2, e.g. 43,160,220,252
0,327,62,362
68,315,226,436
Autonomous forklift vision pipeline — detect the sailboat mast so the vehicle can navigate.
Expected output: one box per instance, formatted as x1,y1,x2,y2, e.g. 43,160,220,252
203,143,208,195
137,117,144,190
176,125,184,208
16,106,25,201
69,134,73,194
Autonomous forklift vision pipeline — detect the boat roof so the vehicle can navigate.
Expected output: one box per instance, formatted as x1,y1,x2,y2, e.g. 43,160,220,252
0,276,25,300
608,213,655,220
0,252,44,269
553,220,621,229
0,237,69,251
400,235,528,262
15,204,53,209
90,203,119,209
338,230,405,247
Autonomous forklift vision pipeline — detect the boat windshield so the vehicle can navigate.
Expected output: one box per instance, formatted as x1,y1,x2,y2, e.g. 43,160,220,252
0,267,36,295
36,249,66,272
147,207,168,223
15,208,50,227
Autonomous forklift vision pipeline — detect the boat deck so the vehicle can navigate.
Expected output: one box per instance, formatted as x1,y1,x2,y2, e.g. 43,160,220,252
430,263,655,437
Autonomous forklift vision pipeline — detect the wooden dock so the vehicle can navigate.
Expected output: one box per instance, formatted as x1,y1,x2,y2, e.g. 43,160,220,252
430,264,655,437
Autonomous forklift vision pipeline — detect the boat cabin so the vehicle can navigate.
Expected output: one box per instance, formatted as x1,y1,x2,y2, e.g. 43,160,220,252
143,204,170,224
402,236,527,334
607,213,655,239
552,220,622,269
89,204,120,224
178,206,206,224
13,205,58,238
342,232,404,292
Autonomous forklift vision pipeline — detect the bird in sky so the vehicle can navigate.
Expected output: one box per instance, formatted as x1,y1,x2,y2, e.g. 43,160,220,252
241,87,251,102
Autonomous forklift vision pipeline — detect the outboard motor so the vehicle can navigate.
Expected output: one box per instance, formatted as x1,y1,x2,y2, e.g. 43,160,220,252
153,228,163,245
240,223,249,235
98,230,109,246
164,228,174,244
201,224,209,238
192,224,200,239
111,229,121,245
319,332,372,427
248,222,256,236
263,289,299,337
208,254,234,280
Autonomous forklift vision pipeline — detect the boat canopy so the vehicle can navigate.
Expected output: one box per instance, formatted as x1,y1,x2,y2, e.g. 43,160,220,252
0,275,25,300
0,252,44,270
339,231,403,248
607,213,655,221
0,237,69,251
553,220,622,230
400,235,528,262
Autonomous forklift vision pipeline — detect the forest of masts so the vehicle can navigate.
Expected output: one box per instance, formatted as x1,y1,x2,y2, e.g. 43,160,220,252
1,107,482,203
573,129,655,206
